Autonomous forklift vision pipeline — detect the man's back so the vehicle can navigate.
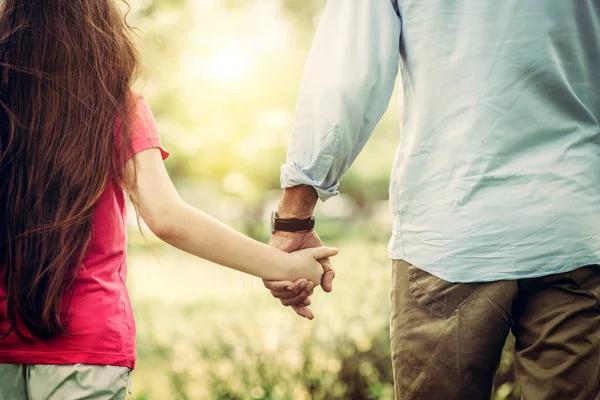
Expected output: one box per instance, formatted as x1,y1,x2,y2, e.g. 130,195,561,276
280,0,600,281
273,2,600,398
390,0,600,281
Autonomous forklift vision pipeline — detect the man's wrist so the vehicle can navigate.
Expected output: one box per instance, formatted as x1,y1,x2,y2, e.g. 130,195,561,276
278,185,318,219
271,210,315,234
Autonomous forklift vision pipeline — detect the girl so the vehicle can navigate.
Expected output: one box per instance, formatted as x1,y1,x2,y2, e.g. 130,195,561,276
0,1,336,398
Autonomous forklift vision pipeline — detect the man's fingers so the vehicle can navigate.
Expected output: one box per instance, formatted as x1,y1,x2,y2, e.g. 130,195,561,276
280,294,309,306
263,280,295,291
271,288,306,299
264,278,308,295
271,279,316,299
279,289,312,306
305,280,315,293
320,259,336,293
291,304,314,320
322,270,335,292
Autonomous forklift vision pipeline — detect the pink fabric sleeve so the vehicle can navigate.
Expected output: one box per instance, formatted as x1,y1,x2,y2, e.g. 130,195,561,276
127,94,169,161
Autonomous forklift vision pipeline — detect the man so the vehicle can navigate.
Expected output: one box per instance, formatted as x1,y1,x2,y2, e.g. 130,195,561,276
264,0,600,399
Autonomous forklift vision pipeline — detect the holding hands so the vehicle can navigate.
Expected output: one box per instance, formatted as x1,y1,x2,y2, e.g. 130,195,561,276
287,241,338,285
265,229,336,320
263,185,336,319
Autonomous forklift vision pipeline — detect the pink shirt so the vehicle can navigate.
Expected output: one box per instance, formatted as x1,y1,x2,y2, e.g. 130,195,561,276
0,94,168,369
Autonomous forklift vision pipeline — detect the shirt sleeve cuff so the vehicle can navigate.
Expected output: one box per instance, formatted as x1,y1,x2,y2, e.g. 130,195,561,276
280,163,340,201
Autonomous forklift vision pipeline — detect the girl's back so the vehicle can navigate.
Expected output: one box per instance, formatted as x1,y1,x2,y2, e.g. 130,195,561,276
0,0,153,372
0,94,167,370
0,1,333,397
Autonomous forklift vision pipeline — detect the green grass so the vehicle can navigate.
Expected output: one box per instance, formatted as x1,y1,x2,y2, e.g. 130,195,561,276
127,240,519,400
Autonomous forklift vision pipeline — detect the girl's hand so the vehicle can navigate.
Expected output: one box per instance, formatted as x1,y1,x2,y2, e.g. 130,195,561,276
264,230,335,319
288,247,339,284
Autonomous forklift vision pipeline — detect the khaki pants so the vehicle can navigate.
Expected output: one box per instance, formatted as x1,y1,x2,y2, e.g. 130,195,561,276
390,260,600,400
0,364,130,400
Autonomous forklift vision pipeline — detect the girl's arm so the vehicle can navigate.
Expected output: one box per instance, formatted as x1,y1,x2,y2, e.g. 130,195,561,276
124,148,337,283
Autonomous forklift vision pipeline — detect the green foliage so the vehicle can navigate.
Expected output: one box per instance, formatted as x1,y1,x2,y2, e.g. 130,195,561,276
127,0,399,224
128,243,519,400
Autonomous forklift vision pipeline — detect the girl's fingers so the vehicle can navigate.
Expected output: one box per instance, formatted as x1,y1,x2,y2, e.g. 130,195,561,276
313,247,339,260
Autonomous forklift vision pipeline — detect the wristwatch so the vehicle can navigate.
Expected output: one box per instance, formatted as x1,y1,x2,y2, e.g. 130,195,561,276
270,210,316,234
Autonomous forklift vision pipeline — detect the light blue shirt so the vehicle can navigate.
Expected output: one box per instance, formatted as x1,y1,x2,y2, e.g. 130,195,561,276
281,0,600,282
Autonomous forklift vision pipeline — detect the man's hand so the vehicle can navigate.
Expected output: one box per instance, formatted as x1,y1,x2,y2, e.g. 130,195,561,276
263,186,334,319
263,229,335,319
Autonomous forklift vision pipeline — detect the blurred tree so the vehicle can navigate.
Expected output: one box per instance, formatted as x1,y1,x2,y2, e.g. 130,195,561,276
128,0,398,234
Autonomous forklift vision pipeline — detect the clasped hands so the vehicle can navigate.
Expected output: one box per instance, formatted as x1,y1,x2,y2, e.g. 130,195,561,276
263,229,335,320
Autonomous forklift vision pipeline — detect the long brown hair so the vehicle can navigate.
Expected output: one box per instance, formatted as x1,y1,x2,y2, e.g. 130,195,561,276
0,1,140,340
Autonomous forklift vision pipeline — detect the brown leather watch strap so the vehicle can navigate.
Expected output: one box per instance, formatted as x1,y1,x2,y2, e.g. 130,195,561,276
271,211,315,233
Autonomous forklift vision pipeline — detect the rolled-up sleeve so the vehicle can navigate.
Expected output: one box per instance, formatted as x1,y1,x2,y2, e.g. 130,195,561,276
281,0,401,200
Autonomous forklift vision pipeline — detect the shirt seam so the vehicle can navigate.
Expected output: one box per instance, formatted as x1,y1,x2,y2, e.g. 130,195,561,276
397,58,410,260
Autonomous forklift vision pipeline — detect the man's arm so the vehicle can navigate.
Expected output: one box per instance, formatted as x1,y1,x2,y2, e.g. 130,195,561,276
277,185,318,219
266,0,402,319
279,0,401,200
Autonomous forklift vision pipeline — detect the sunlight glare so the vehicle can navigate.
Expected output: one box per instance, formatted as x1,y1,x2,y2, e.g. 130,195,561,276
209,45,252,85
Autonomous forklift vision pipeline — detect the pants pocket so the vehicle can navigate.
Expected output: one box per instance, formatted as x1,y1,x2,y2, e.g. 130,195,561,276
407,262,482,319
570,265,600,313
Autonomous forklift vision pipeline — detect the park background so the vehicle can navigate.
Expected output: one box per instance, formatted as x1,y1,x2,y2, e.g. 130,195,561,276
126,0,520,399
